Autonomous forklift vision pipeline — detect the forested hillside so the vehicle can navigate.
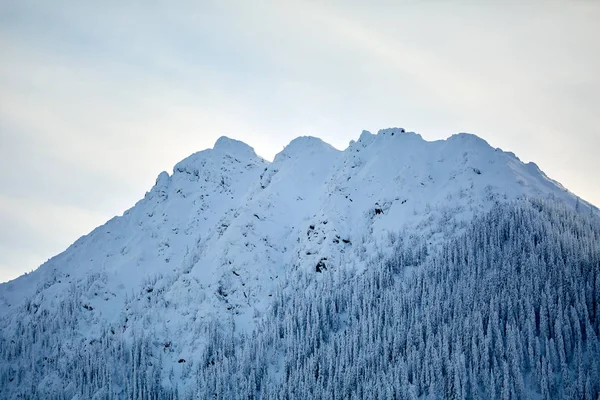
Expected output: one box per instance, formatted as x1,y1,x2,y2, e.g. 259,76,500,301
2,200,598,399
194,200,600,399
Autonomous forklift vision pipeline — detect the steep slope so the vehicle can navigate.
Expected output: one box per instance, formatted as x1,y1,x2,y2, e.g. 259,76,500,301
194,200,600,399
0,136,267,319
0,128,596,397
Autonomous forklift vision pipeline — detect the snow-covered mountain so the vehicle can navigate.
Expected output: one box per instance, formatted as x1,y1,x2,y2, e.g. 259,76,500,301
0,128,596,398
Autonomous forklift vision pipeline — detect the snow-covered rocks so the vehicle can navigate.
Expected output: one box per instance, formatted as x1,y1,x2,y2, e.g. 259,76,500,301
1,129,590,320
0,129,595,396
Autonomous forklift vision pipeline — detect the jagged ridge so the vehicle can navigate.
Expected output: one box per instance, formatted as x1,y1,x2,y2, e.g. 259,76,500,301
0,128,596,397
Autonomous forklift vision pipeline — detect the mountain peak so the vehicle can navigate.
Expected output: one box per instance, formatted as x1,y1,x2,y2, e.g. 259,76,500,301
0,126,595,399
447,132,490,146
0,128,600,398
171,136,259,177
377,127,415,137
213,136,257,158
274,136,339,162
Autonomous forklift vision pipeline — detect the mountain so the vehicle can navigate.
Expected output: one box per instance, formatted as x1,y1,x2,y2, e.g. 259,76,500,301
0,128,598,399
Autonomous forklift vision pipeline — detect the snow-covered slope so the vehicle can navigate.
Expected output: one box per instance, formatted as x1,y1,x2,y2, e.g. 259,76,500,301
0,128,595,393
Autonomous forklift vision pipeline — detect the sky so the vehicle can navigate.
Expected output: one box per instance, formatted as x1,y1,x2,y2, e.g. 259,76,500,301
0,0,599,283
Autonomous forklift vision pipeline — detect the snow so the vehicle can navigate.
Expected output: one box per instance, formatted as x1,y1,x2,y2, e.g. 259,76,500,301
0,128,595,393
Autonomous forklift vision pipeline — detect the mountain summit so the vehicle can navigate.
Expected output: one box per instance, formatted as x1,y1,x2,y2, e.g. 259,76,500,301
1,128,597,398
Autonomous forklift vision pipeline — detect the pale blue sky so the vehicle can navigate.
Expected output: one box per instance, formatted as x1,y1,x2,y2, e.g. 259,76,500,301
1,1,599,282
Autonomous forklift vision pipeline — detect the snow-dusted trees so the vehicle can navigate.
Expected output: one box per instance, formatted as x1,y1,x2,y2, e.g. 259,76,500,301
0,278,176,399
1,199,599,399
194,200,600,399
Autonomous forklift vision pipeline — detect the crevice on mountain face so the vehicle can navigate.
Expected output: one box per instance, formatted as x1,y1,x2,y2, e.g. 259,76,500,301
0,128,598,398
